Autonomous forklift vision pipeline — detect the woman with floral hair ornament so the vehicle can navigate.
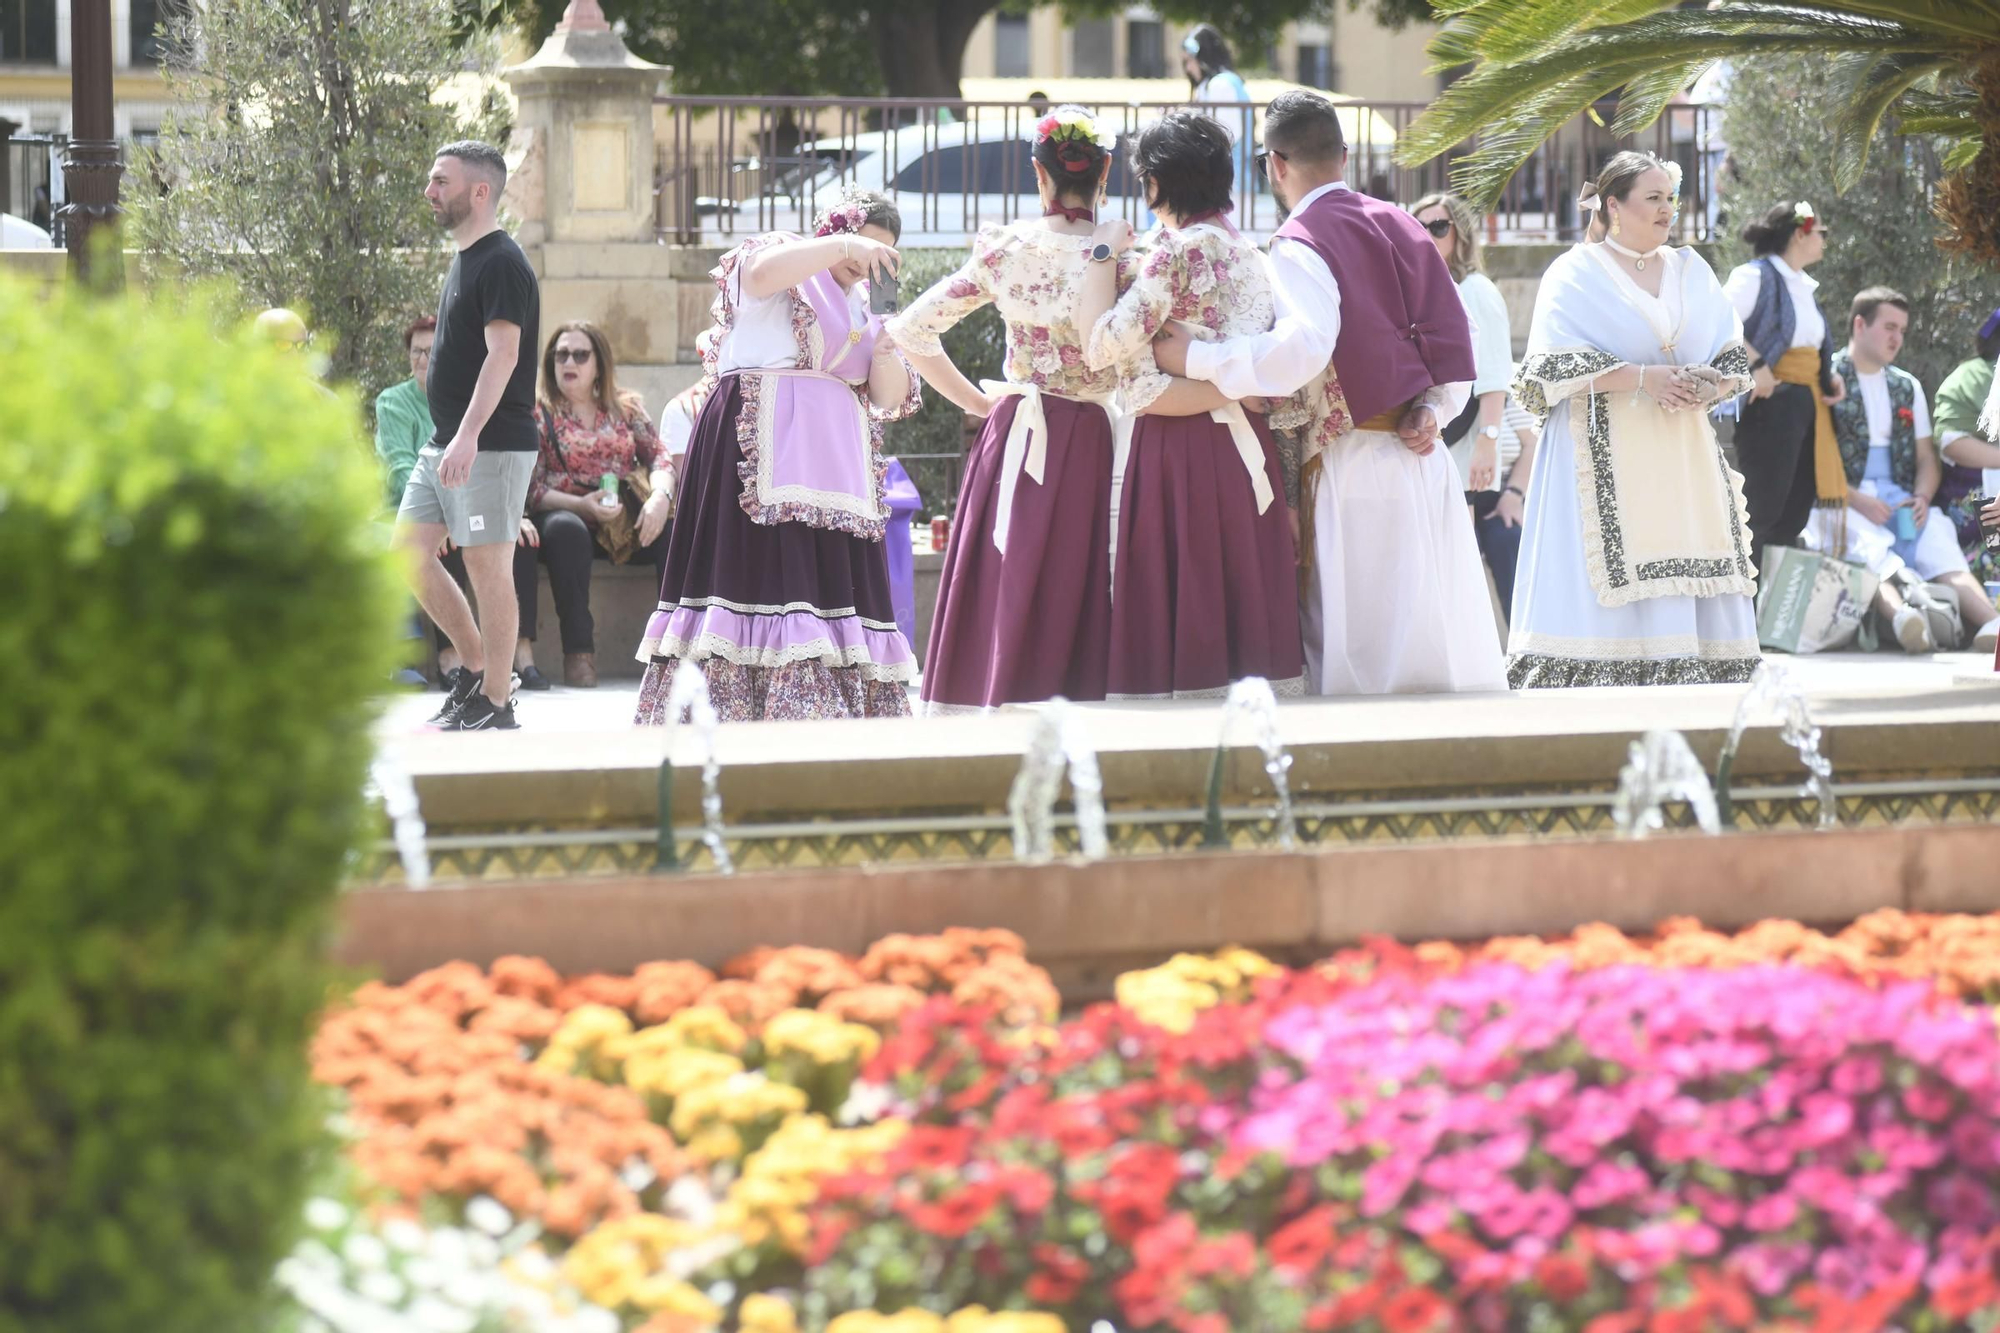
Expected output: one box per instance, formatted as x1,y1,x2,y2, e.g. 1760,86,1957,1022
632,189,923,724
1507,151,1762,688
890,105,1229,710
1723,199,1846,570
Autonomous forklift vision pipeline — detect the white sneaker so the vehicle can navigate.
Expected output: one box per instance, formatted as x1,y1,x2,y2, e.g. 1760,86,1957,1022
1974,619,1999,654
1893,605,1935,654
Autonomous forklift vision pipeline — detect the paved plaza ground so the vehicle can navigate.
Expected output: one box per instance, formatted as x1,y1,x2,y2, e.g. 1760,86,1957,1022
379,650,1999,743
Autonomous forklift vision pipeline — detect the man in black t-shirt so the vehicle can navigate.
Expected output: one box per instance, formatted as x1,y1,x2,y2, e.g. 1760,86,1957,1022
395,140,542,730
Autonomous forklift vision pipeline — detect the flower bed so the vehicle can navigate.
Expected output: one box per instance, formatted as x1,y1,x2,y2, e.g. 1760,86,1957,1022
310,913,2000,1331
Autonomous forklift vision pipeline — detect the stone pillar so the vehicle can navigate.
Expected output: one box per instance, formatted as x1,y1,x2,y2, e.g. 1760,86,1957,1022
502,0,695,409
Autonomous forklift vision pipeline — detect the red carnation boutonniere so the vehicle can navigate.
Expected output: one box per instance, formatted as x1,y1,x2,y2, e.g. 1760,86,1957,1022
1896,406,1915,426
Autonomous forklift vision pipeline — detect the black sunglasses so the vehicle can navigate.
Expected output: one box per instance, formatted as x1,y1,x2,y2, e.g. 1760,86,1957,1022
1422,217,1453,237
1253,148,1288,180
552,347,594,364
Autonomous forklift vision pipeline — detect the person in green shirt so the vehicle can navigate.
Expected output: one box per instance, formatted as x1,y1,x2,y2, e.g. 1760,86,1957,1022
377,315,440,687
375,315,437,510
1934,308,2000,584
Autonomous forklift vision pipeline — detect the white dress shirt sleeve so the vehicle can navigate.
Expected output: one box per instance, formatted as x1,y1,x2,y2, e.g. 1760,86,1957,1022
1184,236,1341,400
1464,274,1514,397
1913,382,1934,440
1723,263,1760,327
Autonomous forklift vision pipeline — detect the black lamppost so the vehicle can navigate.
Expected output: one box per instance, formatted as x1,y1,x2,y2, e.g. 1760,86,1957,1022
62,0,124,288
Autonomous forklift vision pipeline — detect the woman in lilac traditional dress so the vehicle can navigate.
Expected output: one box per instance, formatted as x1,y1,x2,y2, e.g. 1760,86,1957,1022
1075,109,1304,699
633,190,923,724
890,105,1226,711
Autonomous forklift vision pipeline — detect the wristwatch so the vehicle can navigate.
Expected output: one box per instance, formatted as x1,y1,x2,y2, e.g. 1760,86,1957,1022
1478,424,1501,441
1088,242,1114,263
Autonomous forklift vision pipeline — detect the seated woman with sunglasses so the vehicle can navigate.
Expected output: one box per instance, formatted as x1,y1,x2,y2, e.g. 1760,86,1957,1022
1074,109,1305,700
514,321,674,689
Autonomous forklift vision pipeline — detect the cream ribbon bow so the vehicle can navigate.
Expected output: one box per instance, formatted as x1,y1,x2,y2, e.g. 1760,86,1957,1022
983,381,1120,554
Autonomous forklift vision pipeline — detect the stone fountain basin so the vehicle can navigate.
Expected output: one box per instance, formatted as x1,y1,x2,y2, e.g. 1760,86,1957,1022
335,821,2000,997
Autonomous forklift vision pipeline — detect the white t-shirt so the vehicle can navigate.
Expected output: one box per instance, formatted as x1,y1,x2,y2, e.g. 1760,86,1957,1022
1854,366,1932,447
1723,255,1825,353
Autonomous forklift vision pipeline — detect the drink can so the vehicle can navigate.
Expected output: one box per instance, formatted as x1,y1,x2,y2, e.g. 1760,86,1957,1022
1972,493,2000,551
931,516,950,553
1893,504,1918,541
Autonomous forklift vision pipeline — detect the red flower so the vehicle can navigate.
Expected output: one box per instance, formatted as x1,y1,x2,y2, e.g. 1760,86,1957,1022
1379,1287,1450,1333
1268,1206,1338,1275
895,1124,976,1172
1897,406,1916,425
1534,1253,1592,1302
1035,114,1060,139
1188,1232,1257,1281
905,1181,1000,1238
1026,1243,1089,1305
995,1165,1055,1214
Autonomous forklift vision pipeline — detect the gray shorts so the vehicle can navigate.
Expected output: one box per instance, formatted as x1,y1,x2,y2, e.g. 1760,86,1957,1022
397,447,536,547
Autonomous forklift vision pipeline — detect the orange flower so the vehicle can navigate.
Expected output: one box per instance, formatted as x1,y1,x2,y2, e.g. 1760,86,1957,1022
633,960,717,1024
490,954,562,1004
699,979,792,1029
818,983,928,1026
555,973,640,1012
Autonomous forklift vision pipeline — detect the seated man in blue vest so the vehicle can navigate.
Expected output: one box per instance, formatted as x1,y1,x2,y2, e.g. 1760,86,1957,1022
1804,287,2000,654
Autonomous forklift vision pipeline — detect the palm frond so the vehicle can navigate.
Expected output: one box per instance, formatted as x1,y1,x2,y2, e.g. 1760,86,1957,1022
1826,52,1960,188
1401,14,1955,170
1943,137,1983,171
1783,0,2000,42
1609,63,1705,137
1427,0,1672,71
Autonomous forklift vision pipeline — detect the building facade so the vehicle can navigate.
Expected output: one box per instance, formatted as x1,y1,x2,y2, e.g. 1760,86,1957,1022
0,0,175,138
957,4,1442,104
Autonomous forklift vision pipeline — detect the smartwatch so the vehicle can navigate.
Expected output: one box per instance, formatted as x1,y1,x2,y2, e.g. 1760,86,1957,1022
1088,242,1114,263
1478,424,1501,440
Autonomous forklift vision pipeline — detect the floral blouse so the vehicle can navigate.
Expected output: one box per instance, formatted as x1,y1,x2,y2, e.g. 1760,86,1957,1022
891,222,1163,402
529,400,664,511
1085,222,1301,418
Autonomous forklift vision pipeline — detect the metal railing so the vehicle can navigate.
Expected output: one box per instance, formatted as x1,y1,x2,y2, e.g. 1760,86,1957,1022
655,95,1723,247
2,134,64,244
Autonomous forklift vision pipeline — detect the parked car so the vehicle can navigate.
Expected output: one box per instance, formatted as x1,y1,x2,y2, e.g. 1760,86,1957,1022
1,213,53,248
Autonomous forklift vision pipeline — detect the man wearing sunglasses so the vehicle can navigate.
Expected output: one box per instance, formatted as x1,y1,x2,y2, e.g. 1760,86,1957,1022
1151,91,1503,696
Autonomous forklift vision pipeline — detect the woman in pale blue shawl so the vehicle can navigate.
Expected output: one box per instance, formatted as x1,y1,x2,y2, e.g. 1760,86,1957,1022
1509,152,1759,688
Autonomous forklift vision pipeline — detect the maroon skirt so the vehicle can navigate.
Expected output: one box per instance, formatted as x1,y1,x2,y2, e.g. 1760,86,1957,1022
921,393,1113,709
1108,410,1304,699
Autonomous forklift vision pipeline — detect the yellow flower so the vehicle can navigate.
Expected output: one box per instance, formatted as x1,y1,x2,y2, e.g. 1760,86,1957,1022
629,1276,722,1320
762,1008,882,1066
660,1003,749,1054
741,1293,802,1333
537,1003,635,1079
828,1314,946,1333
625,1045,745,1101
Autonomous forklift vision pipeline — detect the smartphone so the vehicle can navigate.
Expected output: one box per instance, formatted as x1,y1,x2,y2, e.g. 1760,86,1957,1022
869,269,899,316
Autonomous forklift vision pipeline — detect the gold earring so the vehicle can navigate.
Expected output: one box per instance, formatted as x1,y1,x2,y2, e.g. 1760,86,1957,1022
1611,213,1621,238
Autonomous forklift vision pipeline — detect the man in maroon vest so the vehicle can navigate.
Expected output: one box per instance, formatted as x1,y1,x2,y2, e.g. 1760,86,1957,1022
1153,90,1505,694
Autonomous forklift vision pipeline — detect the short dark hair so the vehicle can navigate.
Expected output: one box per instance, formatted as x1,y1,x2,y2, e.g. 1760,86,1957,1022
436,140,507,192
1851,286,1910,327
1262,90,1346,167
402,314,436,350
1132,109,1233,219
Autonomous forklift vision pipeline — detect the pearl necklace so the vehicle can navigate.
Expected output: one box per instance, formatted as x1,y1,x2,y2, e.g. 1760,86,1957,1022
1602,234,1663,272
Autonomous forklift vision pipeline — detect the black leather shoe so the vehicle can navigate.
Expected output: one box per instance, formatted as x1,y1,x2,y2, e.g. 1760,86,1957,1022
517,663,554,691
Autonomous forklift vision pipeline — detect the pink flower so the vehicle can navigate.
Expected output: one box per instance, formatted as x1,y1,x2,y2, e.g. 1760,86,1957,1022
1795,1092,1854,1147
1360,1155,1417,1217
1571,1160,1648,1211
1949,1113,2000,1169
1926,1174,2000,1229
1743,1192,1799,1232
1829,1054,1884,1096
1901,1081,1955,1122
